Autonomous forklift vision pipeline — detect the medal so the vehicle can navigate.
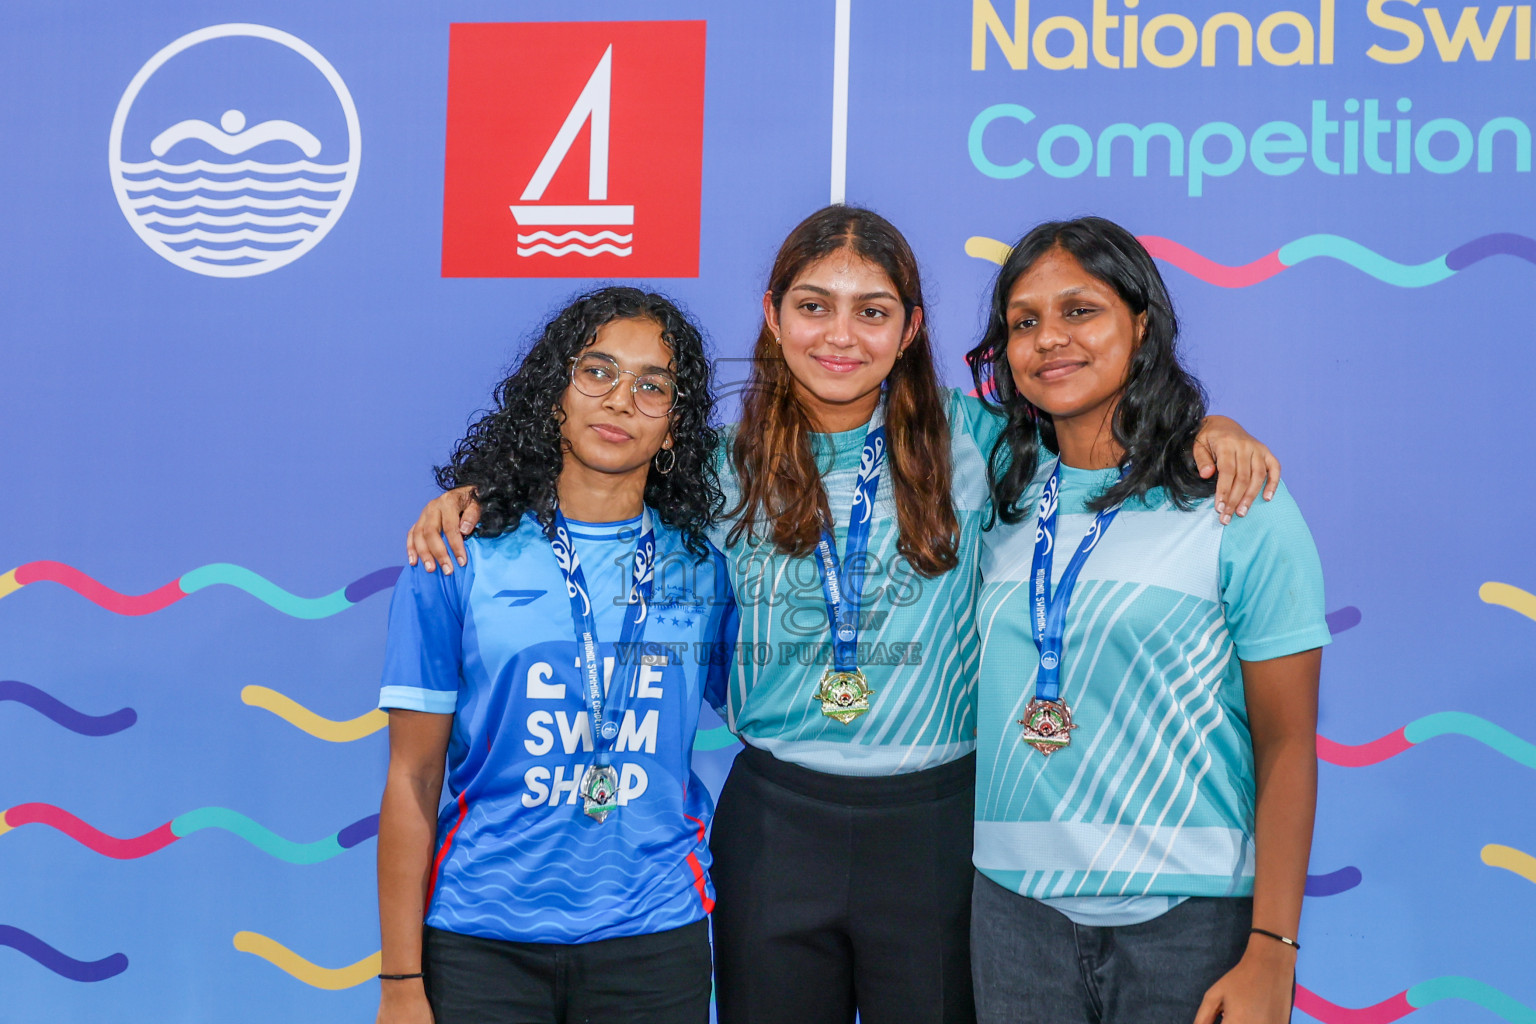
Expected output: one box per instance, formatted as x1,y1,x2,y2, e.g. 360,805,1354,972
810,415,886,723
1023,462,1125,755
1018,697,1078,755
812,668,874,724
548,508,655,822
580,764,620,823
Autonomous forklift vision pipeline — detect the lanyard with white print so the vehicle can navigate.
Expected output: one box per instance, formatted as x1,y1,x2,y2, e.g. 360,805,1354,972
810,411,885,725
1020,461,1125,756
548,507,655,820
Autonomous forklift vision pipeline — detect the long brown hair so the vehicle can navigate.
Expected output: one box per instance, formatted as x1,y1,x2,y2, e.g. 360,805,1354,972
727,205,959,577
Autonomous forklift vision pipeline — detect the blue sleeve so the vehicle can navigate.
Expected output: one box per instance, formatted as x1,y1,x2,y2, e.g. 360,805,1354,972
702,547,738,716
1218,482,1332,663
378,557,472,714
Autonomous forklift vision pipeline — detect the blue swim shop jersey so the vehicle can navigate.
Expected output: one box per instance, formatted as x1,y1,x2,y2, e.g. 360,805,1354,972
379,511,737,945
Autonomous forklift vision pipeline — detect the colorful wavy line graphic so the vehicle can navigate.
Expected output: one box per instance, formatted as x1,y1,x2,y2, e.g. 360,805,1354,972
0,561,399,618
0,925,128,982
1480,581,1536,623
1317,712,1536,769
241,686,387,742
1325,606,1360,634
0,804,378,863
1304,866,1362,897
964,233,1536,288
1296,977,1536,1024
0,680,136,736
1483,844,1536,886
233,932,380,990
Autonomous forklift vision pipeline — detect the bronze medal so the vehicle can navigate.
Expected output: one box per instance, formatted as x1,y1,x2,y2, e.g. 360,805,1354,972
1019,697,1077,755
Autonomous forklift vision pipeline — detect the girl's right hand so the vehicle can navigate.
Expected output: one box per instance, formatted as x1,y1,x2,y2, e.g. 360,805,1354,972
377,981,434,1024
406,486,481,574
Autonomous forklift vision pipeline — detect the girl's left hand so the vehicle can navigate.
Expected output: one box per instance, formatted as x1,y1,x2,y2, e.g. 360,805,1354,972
1194,415,1281,525
1192,941,1296,1024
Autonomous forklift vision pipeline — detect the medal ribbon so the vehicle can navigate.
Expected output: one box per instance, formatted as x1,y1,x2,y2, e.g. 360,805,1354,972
814,417,886,673
1030,462,1125,702
549,507,656,768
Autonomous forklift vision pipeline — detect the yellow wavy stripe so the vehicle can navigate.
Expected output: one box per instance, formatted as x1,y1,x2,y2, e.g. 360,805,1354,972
1482,843,1536,885
0,819,11,838
0,569,21,600
240,686,387,742
964,236,1012,266
1480,582,1536,623
232,931,381,990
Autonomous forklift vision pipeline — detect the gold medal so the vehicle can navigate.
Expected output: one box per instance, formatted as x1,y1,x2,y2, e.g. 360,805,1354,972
1019,697,1077,755
812,668,874,724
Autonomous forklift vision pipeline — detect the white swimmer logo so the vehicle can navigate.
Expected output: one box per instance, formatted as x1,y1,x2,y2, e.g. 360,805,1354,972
108,24,360,278
509,46,633,259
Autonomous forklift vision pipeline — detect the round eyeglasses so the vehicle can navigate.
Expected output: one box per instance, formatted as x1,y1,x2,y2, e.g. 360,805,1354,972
569,353,680,418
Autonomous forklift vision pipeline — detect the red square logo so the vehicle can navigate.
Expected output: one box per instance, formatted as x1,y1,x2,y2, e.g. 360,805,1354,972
441,21,706,278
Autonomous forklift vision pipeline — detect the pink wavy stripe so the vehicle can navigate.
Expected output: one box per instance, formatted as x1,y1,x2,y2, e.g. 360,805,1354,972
12,561,184,615
3,803,178,859
1140,236,1286,288
1294,984,1415,1024
1316,728,1413,767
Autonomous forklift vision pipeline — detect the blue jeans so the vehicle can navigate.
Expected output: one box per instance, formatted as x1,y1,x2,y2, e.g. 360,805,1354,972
971,871,1261,1024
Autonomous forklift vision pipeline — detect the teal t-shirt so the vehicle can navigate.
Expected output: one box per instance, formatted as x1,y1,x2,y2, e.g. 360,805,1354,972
973,462,1330,923
712,389,1004,776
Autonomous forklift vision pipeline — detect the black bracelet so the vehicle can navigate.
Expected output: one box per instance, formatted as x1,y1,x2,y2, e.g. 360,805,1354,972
1250,927,1300,951
378,972,424,981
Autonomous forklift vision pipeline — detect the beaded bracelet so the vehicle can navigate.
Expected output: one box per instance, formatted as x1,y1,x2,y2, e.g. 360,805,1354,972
1250,927,1300,951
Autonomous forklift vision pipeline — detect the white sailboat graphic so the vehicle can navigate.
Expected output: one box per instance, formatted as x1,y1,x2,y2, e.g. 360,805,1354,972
510,46,632,257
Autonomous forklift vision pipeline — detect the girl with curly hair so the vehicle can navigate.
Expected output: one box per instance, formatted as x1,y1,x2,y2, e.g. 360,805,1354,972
405,208,1280,1024
375,286,736,1024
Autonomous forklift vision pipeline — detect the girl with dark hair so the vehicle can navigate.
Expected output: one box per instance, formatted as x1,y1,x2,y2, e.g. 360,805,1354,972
406,207,1279,1024
375,286,736,1024
965,218,1327,1024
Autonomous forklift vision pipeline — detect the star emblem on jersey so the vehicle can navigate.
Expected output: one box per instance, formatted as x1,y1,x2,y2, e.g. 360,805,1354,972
1019,697,1078,755
813,668,874,725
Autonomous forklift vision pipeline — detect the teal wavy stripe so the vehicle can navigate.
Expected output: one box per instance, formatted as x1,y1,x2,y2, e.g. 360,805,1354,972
1408,976,1536,1023
1277,235,1454,287
1403,712,1536,769
169,808,344,864
178,564,355,620
693,726,740,752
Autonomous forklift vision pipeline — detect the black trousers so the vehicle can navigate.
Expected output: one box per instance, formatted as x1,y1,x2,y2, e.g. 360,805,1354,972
423,919,711,1024
709,744,978,1024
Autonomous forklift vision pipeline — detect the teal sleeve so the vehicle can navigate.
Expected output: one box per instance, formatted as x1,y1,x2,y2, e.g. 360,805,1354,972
947,387,1007,456
1218,482,1332,662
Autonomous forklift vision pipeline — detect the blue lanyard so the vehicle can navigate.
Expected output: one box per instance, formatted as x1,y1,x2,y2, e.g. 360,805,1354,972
814,420,886,672
1030,462,1124,702
548,507,655,766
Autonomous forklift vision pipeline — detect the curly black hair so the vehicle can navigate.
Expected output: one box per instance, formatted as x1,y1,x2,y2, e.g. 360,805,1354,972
965,216,1216,525
436,286,723,556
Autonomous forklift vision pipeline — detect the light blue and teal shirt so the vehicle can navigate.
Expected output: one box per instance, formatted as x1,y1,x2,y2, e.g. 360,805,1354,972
713,389,1004,776
973,463,1330,924
379,511,736,944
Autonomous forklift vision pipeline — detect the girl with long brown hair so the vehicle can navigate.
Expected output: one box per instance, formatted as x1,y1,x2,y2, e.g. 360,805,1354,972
405,205,1278,1024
